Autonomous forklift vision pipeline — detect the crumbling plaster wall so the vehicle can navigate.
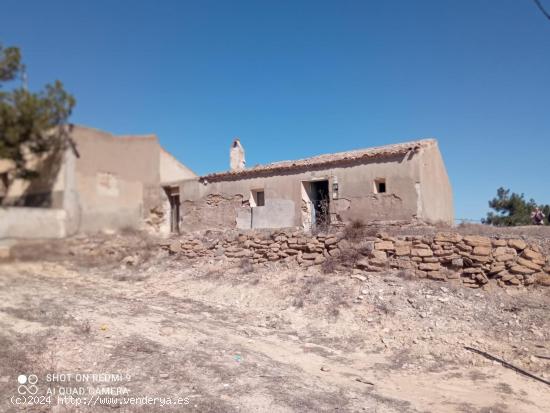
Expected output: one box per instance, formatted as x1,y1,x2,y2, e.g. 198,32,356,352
160,147,197,184
71,126,162,232
179,151,428,231
418,143,454,225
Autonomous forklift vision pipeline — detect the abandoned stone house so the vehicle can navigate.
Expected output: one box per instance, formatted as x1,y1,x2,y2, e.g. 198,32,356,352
1,126,453,238
171,138,454,233
0,125,196,238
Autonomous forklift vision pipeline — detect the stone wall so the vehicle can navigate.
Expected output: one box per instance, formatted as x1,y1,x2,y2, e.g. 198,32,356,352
163,230,550,289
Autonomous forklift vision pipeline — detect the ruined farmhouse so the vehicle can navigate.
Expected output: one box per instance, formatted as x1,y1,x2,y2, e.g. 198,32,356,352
0,127,453,238
171,138,454,233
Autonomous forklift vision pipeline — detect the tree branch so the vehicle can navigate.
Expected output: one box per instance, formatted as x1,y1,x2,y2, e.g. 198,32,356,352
533,0,550,20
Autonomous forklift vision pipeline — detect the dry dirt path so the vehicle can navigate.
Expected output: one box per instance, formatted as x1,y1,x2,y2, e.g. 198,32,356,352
0,257,549,412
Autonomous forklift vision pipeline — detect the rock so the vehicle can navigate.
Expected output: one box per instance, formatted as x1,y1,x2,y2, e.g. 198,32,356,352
462,267,483,275
370,250,387,260
413,242,431,249
434,233,463,243
509,265,535,275
302,252,322,260
500,272,514,282
456,243,473,252
535,273,550,286
351,274,367,281
394,246,411,256
396,259,414,270
470,255,492,264
491,239,507,247
419,263,440,271
508,239,527,251
516,257,542,271
122,256,138,266
473,246,491,256
226,249,253,258
494,247,517,256
169,240,181,254
451,258,464,268
314,255,326,265
375,241,395,251
356,257,370,269
463,235,491,248
370,258,388,268
324,237,338,246
495,254,515,262
522,248,544,262
488,264,505,275
328,248,341,257
427,271,446,281
412,248,433,257
337,239,351,250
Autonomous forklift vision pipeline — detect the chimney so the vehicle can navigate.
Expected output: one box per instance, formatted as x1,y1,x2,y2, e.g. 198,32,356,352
230,138,245,171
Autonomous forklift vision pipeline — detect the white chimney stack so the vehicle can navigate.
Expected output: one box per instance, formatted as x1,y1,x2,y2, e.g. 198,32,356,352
230,138,245,171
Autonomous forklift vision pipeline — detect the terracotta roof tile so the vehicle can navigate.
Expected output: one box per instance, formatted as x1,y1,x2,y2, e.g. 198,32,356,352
201,138,437,182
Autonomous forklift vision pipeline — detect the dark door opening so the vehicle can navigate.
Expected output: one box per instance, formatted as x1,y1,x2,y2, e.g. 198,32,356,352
164,186,180,233
310,180,329,228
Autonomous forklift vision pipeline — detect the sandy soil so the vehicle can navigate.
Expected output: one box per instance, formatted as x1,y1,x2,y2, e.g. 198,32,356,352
0,234,549,412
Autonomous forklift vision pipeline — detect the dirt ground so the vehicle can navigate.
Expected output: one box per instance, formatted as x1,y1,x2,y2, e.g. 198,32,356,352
1,233,549,412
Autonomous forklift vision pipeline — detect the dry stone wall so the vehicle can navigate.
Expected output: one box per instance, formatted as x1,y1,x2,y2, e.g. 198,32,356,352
163,231,550,289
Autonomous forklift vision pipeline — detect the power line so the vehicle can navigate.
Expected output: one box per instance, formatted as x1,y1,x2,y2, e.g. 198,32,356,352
533,0,550,20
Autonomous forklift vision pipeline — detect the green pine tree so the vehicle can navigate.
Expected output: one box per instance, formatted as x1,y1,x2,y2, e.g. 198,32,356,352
0,42,75,199
483,187,550,226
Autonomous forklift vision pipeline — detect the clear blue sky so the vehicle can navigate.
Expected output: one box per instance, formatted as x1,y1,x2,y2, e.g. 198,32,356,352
2,1,550,221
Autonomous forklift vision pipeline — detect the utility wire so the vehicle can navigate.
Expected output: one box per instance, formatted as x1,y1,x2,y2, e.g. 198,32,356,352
533,0,550,20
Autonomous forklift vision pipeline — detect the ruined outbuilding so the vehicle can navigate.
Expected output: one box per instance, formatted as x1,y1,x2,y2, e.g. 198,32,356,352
0,125,196,238
174,138,454,232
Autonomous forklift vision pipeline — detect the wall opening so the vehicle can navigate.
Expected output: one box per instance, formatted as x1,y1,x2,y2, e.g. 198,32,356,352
302,180,330,230
164,186,180,233
374,179,386,194
250,189,265,207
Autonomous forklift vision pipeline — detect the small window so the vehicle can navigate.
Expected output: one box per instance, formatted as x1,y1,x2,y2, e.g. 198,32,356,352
251,190,265,207
374,179,386,194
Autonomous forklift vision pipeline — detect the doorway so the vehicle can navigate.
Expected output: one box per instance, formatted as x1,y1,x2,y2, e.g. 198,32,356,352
164,186,180,233
301,180,330,230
